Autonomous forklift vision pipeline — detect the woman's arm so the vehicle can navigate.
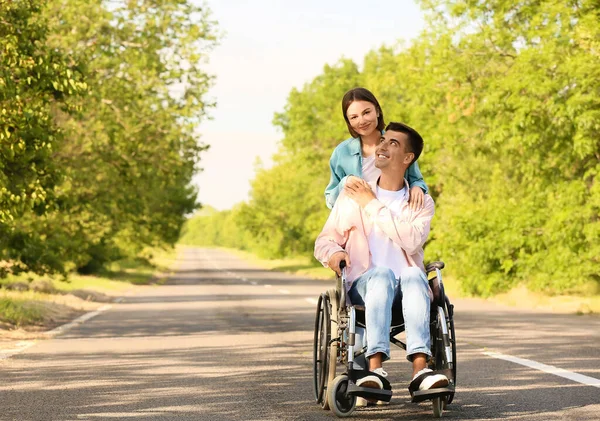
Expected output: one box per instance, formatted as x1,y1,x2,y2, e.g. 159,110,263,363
324,161,348,210
405,160,428,194
325,146,355,209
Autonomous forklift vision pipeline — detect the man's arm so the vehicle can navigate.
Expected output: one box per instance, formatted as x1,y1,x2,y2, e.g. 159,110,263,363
314,195,350,267
363,195,434,254
343,180,433,254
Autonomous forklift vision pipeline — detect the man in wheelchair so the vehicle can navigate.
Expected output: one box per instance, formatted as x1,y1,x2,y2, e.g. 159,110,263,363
314,122,449,402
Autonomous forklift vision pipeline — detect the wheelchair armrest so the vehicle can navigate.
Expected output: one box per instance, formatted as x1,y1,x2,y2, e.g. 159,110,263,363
426,261,445,273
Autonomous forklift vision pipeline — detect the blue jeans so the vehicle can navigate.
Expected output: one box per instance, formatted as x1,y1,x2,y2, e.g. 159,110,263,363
349,266,431,362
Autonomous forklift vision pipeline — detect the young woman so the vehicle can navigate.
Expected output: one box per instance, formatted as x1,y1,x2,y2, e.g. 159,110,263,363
324,87,428,210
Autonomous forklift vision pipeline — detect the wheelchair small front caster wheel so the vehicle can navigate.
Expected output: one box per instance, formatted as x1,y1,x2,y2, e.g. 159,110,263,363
432,396,446,418
327,375,356,418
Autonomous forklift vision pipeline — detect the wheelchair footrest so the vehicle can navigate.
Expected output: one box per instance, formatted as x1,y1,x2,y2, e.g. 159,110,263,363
410,386,455,403
347,384,393,402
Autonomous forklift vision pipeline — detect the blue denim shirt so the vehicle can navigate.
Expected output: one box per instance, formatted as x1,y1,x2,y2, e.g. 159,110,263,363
324,136,428,209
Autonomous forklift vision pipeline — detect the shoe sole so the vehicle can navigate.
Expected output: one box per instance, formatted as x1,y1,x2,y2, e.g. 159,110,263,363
358,380,381,389
420,376,449,391
356,374,386,405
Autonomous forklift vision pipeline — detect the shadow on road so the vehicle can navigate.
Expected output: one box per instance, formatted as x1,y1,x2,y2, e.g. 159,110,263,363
2,247,599,420
3,341,600,420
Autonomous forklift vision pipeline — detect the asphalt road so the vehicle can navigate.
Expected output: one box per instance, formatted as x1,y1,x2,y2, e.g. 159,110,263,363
1,247,599,420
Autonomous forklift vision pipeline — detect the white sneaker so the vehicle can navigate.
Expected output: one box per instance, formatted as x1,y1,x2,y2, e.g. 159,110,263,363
356,367,387,390
412,368,449,391
355,397,369,407
374,367,388,377
356,396,388,407
356,368,388,406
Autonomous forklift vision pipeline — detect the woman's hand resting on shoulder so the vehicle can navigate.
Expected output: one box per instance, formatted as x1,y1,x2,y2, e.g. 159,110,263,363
408,186,424,211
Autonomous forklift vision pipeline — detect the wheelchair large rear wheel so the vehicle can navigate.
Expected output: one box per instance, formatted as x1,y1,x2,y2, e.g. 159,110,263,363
313,293,331,407
432,303,457,408
324,289,340,409
443,298,457,404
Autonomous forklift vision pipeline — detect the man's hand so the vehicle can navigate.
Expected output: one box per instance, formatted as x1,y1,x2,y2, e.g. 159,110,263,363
327,251,350,276
345,175,362,188
344,178,375,208
408,186,424,211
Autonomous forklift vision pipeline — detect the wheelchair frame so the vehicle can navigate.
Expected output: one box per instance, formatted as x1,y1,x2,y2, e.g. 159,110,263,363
312,261,457,418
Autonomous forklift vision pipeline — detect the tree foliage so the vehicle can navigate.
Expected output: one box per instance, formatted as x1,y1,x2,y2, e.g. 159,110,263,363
185,0,599,296
0,0,84,221
1,0,218,276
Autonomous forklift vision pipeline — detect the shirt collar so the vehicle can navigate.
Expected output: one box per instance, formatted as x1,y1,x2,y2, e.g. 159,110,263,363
349,137,361,156
368,178,410,198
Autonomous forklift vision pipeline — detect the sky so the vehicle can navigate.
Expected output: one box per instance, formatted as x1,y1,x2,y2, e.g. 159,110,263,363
192,0,425,210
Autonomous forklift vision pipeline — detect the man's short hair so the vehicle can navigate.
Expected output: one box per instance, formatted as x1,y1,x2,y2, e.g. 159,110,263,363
385,122,424,164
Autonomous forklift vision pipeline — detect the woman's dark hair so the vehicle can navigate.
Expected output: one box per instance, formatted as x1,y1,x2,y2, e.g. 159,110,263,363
341,87,385,138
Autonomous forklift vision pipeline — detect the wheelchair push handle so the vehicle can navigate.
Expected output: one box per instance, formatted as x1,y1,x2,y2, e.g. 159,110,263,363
337,260,348,306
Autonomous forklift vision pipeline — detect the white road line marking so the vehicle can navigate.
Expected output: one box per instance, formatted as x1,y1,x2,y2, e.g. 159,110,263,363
45,304,113,337
0,303,116,361
250,281,257,285
278,289,291,294
0,341,36,361
305,298,318,305
241,278,248,282
265,284,272,288
483,351,600,389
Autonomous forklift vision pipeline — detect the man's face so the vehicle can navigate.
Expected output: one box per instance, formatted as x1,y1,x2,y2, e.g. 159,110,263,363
375,130,415,172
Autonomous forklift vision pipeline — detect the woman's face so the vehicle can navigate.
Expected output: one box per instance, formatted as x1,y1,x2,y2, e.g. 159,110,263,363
346,100,379,137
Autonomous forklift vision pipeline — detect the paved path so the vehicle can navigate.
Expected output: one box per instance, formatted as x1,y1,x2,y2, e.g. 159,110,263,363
1,247,599,420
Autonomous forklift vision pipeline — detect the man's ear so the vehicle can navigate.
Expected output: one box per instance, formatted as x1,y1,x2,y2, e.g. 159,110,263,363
404,153,415,165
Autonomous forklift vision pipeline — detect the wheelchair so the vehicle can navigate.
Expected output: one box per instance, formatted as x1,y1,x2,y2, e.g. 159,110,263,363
312,261,456,418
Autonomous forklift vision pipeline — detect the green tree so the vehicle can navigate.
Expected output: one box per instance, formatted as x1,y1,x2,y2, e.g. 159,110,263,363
1,0,219,275
0,0,86,275
418,0,600,294
184,0,599,297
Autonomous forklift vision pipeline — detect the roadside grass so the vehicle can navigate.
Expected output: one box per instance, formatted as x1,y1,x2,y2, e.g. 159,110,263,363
206,246,600,315
491,286,600,315
0,296,45,327
0,247,179,330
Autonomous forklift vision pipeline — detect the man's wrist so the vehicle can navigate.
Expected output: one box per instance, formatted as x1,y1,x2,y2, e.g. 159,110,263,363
359,193,376,208
363,198,382,215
